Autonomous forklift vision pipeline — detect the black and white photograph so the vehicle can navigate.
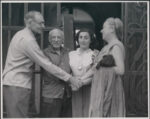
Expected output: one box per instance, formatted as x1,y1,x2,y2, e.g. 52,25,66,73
0,0,149,118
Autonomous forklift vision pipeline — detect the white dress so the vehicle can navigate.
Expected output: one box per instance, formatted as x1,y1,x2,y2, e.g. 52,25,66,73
69,48,93,117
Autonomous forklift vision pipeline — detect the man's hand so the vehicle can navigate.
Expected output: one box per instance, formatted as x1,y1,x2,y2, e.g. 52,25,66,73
69,77,82,91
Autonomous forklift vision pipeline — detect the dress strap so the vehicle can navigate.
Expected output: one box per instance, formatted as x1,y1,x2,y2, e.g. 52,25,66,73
108,43,122,54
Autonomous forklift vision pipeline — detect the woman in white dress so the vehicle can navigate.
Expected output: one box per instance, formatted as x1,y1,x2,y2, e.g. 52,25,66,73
69,28,95,117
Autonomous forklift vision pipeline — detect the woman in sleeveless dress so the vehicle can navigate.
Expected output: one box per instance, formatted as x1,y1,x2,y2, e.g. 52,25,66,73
69,28,95,117
82,17,126,117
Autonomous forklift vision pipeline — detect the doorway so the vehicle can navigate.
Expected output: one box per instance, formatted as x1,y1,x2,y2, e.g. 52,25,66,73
62,3,121,50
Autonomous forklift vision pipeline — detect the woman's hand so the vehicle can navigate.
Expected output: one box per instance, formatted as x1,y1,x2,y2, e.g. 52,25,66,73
92,49,99,63
71,84,79,91
70,78,83,91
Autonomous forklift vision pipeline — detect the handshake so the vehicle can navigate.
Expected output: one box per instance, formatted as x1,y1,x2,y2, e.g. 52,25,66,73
68,77,83,91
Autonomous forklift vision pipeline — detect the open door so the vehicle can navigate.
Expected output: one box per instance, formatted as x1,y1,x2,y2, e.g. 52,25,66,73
122,2,148,117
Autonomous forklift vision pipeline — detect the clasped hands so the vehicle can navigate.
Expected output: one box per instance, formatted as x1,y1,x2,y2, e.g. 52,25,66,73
69,77,83,91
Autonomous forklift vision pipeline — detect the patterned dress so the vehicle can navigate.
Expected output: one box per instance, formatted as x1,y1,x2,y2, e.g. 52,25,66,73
89,40,126,117
69,48,93,117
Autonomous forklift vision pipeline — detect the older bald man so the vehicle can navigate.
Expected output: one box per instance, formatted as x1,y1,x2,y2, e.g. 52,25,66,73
40,28,72,117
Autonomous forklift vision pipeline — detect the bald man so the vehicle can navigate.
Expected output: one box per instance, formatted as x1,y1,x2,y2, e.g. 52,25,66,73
41,28,72,117
3,11,81,118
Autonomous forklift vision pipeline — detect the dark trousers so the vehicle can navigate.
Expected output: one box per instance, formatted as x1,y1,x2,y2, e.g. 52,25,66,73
40,97,72,117
3,85,31,118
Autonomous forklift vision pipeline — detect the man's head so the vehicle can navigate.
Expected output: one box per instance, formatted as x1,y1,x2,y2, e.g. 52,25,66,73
48,28,64,50
24,11,45,34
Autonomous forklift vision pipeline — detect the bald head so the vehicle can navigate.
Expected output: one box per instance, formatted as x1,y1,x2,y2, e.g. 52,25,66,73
24,11,45,34
24,11,42,24
49,28,64,50
49,28,64,40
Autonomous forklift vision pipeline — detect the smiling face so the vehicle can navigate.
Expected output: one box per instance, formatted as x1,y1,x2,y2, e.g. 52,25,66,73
78,32,91,50
49,29,64,50
100,20,115,42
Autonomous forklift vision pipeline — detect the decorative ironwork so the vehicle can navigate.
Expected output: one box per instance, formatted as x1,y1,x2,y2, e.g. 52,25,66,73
123,3,147,117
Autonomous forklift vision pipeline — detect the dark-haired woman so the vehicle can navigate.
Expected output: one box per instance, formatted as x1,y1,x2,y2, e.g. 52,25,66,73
69,28,96,117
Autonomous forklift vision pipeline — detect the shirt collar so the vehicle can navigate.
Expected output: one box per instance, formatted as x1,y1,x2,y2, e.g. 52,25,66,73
76,48,92,55
47,45,67,55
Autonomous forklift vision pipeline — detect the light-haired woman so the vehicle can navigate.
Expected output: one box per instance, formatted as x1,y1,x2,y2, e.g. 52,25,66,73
82,17,126,117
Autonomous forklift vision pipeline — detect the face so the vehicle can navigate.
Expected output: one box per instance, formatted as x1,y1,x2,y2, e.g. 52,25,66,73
49,30,63,49
100,21,113,41
78,32,91,50
30,14,45,34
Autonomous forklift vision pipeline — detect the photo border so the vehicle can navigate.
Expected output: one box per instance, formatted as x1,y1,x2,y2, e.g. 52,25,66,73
0,0,149,119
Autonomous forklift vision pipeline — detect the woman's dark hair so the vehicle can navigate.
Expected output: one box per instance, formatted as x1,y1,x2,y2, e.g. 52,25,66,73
75,28,96,50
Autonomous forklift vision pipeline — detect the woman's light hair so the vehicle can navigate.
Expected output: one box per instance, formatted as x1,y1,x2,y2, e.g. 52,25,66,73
106,17,123,41
49,28,64,41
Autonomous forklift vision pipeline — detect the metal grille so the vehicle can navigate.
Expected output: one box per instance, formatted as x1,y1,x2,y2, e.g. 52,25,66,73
122,2,148,117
